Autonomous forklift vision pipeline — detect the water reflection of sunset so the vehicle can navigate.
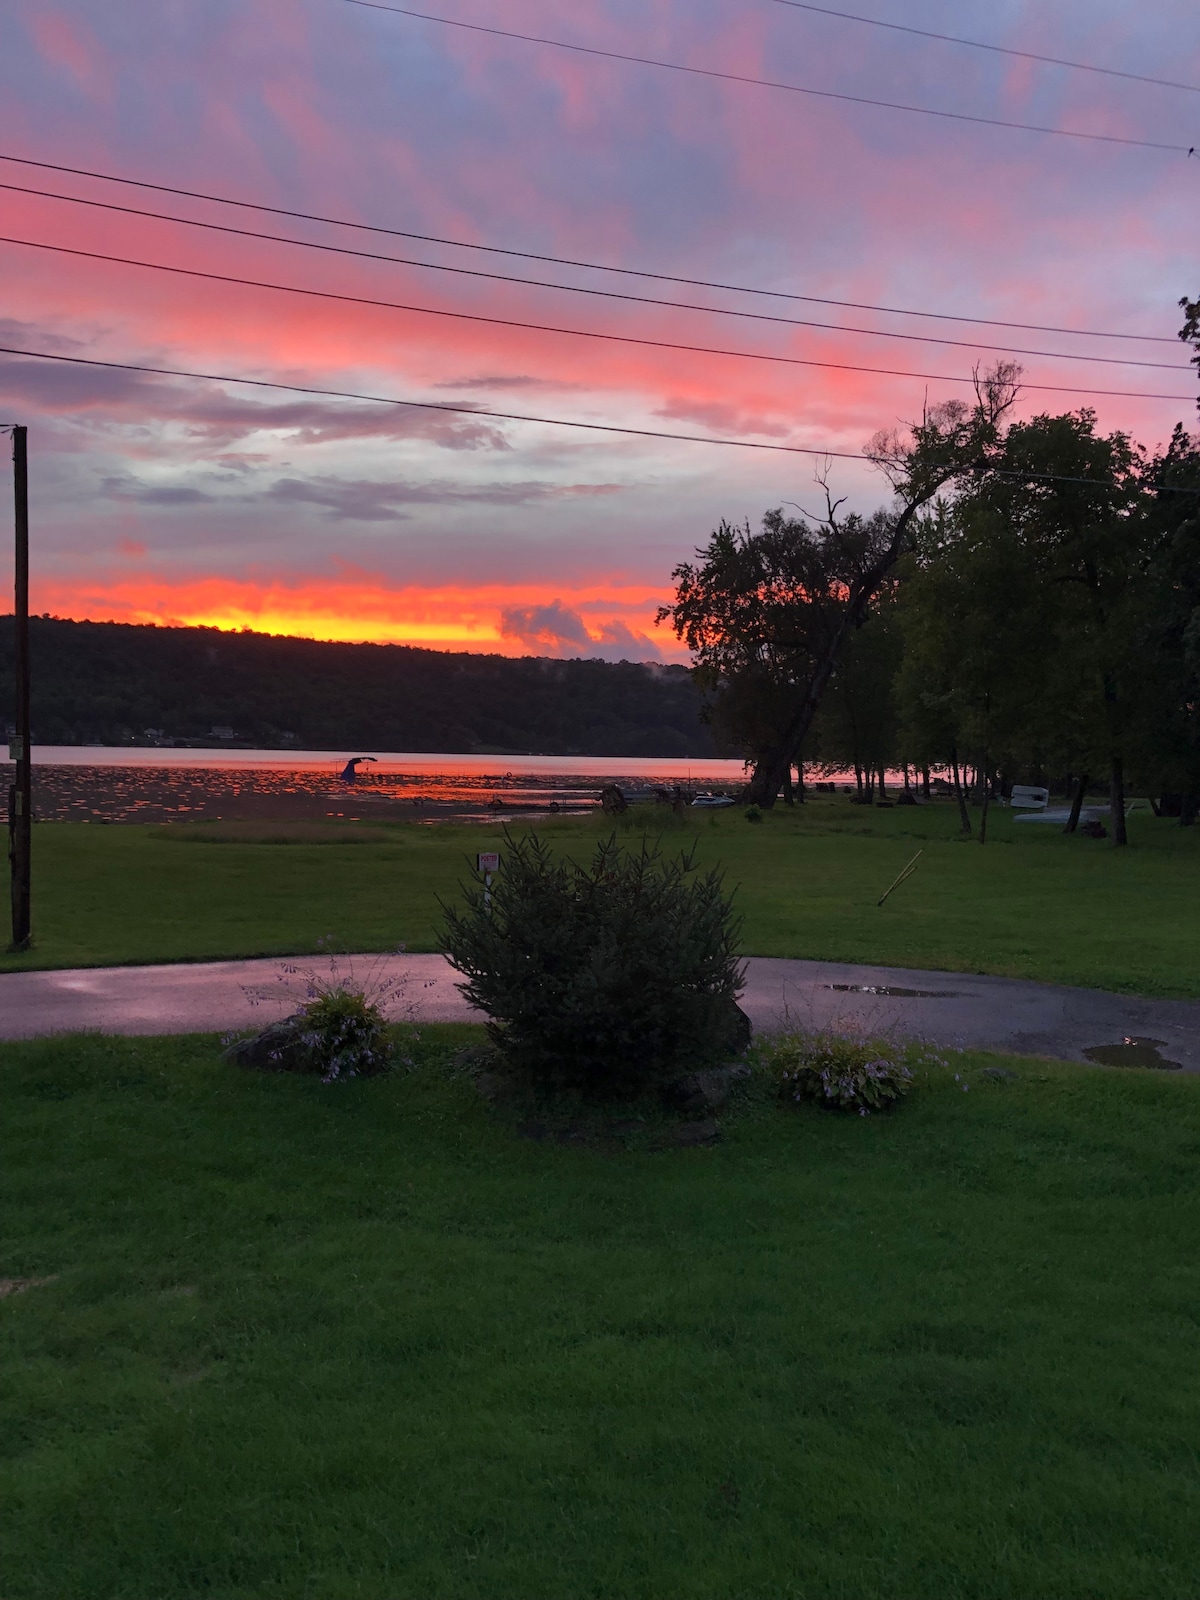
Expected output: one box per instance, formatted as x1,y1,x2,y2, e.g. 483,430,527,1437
27,755,750,825
26,749,749,777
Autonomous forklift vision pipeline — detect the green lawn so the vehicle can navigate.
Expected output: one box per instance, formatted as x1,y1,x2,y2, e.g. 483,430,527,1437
3,800,1198,996
3,1028,1199,1598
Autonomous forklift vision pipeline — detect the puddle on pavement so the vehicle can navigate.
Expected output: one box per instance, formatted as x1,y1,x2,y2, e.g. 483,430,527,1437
825,984,961,999
1083,1037,1183,1071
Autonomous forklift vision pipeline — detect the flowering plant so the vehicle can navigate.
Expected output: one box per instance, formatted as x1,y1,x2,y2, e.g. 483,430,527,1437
233,940,423,1082
765,1029,932,1115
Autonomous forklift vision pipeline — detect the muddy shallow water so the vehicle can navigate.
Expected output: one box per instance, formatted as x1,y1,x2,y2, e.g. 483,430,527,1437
20,763,737,826
1082,1037,1183,1070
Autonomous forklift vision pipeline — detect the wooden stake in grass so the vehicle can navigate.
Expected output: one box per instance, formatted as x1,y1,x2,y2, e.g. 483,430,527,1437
877,850,922,908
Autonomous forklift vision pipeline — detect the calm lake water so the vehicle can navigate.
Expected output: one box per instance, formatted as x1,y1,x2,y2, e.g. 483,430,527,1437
8,748,752,825
17,747,748,779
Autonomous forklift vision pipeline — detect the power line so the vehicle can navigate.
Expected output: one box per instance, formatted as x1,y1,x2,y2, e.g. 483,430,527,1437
0,343,887,459
0,233,1191,403
336,0,1196,154
767,1,1200,95
2,342,1195,492
0,153,1176,345
5,180,1188,373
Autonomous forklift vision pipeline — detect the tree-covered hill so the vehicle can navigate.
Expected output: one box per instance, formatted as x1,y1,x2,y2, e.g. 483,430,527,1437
0,617,718,757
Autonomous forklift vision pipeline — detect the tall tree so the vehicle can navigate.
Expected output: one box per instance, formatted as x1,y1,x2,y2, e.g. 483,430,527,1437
811,594,902,798
658,364,1020,807
1142,424,1200,813
657,503,894,778
895,500,1058,826
979,410,1148,844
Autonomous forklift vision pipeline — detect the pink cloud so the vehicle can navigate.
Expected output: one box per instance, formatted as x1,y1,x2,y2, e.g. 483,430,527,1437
498,599,665,662
0,0,1194,656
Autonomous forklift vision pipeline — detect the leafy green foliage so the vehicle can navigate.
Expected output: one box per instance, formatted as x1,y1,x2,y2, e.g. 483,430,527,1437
657,364,1021,804
237,945,418,1081
441,832,744,1095
810,598,903,786
1143,425,1200,796
1180,292,1200,400
292,985,392,1081
764,1028,927,1114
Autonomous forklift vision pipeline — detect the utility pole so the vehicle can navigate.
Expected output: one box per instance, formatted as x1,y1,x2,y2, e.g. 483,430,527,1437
8,424,31,950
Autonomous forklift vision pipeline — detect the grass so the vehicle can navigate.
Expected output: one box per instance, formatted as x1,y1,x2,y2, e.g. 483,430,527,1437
2,799,1198,996
3,1027,1199,1598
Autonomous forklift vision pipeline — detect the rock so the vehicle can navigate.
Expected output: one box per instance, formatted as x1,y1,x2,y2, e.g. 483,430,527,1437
599,783,628,815
222,1019,320,1074
671,1119,721,1147
728,1002,753,1054
665,1062,751,1113
979,1065,1018,1082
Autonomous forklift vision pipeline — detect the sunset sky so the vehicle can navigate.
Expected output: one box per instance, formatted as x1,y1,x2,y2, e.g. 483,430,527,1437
1,0,1197,660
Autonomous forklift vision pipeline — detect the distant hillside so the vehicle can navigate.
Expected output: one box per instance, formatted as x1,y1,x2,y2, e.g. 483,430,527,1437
0,617,719,758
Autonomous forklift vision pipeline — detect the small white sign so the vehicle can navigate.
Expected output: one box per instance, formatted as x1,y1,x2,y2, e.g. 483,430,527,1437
477,852,500,873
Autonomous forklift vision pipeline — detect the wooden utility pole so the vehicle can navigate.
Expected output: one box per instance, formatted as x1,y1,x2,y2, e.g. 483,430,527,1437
9,424,31,950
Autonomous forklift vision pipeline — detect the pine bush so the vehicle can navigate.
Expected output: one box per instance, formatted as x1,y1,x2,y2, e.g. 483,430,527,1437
441,833,745,1097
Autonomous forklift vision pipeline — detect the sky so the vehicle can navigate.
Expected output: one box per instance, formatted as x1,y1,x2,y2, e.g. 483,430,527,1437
0,0,1197,661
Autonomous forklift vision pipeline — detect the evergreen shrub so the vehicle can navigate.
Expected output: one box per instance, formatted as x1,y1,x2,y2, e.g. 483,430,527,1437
441,832,745,1096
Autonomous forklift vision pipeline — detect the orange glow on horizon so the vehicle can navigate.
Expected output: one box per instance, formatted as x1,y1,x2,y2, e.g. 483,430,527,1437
28,571,688,659
5,0,1193,689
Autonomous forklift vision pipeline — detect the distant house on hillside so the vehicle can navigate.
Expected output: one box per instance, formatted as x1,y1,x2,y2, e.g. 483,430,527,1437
210,725,236,740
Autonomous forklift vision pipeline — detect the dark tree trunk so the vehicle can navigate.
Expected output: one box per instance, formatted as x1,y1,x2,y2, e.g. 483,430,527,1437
1182,795,1198,827
951,748,972,835
864,768,875,805
1064,773,1088,834
795,757,805,804
877,765,888,802
782,765,794,805
978,756,991,845
854,763,863,801
1110,756,1128,846
921,766,931,799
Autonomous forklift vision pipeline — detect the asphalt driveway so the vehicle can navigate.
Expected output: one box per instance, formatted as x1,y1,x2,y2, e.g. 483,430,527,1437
2,953,1197,1070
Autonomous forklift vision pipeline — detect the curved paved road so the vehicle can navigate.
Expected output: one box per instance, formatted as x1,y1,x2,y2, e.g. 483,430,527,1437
1,954,1198,1070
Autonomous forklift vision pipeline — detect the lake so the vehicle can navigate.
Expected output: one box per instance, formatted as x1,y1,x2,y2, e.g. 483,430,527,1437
14,747,748,779
7,748,753,825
